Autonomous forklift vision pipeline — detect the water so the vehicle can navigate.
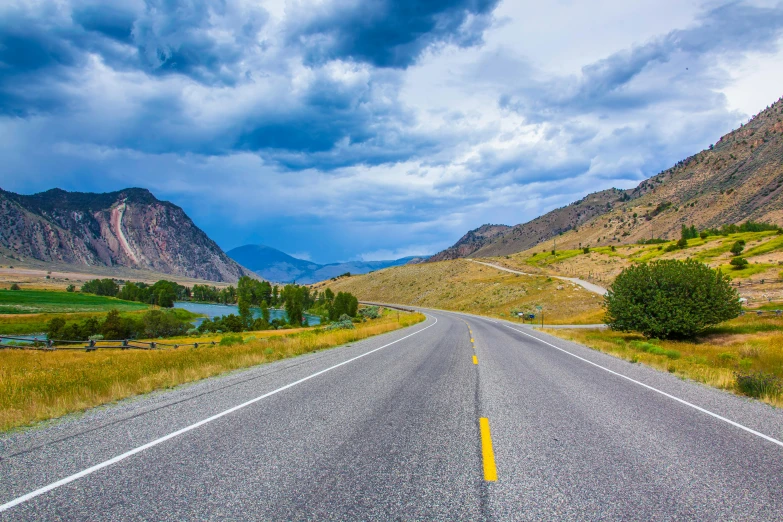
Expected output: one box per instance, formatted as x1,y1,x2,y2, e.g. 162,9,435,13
0,334,48,345
174,302,321,326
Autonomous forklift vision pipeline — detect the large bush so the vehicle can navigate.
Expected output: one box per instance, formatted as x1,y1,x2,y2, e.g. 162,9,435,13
604,259,740,339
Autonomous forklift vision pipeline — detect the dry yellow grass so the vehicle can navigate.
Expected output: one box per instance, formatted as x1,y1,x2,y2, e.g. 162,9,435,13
315,259,604,324
0,311,425,431
548,314,783,408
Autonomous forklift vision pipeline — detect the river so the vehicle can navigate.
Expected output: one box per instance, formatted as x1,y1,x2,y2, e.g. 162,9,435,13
173,302,321,326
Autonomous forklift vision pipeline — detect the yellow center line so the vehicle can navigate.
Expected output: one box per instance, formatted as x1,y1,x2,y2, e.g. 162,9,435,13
473,355,478,365
479,418,498,481
470,338,474,343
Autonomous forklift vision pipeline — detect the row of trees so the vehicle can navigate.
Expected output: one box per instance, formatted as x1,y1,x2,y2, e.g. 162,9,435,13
80,275,363,334
200,280,362,334
46,309,191,341
81,278,189,307
117,280,189,307
640,221,781,248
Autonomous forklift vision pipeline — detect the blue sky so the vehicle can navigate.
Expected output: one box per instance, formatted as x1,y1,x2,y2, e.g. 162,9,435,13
2,1,783,263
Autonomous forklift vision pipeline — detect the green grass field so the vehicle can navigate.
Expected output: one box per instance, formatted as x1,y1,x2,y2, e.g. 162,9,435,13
0,290,149,315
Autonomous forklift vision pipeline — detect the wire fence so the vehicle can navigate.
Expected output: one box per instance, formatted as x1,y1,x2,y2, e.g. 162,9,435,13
0,335,218,352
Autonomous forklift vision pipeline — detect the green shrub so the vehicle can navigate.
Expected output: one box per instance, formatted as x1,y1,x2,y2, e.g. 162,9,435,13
730,241,745,256
718,352,738,363
605,259,741,339
324,319,355,331
359,306,381,319
730,257,748,269
9,283,20,291
735,372,782,398
219,334,244,346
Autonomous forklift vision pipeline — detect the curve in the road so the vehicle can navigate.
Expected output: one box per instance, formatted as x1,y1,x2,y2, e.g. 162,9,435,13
468,258,608,295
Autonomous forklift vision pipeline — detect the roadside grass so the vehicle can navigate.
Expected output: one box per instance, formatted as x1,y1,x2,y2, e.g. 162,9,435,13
0,308,200,336
548,313,783,409
315,259,605,325
0,290,148,315
0,310,425,431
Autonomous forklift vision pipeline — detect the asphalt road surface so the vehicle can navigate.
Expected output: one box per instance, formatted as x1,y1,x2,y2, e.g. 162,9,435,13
2,309,782,520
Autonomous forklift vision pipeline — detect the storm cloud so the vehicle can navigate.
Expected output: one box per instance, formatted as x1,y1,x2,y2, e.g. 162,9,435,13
1,0,782,262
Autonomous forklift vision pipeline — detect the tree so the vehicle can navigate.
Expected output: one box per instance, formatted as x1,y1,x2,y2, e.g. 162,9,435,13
677,237,688,249
730,241,745,256
81,278,119,296
66,284,75,293
9,283,20,291
100,309,135,339
604,259,740,339
237,295,252,328
730,257,748,269
282,285,305,326
259,300,270,323
331,292,359,320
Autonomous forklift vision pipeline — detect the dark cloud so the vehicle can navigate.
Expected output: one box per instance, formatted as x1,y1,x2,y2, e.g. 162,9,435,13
2,1,782,261
131,0,269,85
291,0,500,68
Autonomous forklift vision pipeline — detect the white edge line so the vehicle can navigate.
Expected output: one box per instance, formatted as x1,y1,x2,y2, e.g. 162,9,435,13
502,324,783,448
0,316,439,513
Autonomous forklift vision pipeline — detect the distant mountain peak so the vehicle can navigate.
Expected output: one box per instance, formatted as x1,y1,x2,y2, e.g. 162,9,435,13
227,244,430,284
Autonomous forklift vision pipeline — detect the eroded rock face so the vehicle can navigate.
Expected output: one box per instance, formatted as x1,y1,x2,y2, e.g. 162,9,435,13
0,187,250,282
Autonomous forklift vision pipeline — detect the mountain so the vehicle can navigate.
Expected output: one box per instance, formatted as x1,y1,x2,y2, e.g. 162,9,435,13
0,187,252,282
431,95,783,259
227,244,427,284
226,245,322,283
428,224,511,261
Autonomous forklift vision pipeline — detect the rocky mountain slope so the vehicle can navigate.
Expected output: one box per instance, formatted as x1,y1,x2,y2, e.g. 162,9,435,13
431,96,783,259
0,188,252,282
428,224,511,261
228,244,426,284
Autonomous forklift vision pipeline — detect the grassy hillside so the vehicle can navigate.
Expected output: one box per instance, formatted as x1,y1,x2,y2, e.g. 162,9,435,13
490,229,783,306
431,96,783,261
313,259,605,324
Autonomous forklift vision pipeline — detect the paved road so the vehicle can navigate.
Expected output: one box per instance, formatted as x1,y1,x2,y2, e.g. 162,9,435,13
2,310,782,520
468,259,609,295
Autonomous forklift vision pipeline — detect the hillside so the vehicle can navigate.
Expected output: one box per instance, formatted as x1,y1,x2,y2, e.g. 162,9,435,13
228,244,427,284
312,259,605,324
0,188,252,282
429,224,511,261
432,96,783,260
